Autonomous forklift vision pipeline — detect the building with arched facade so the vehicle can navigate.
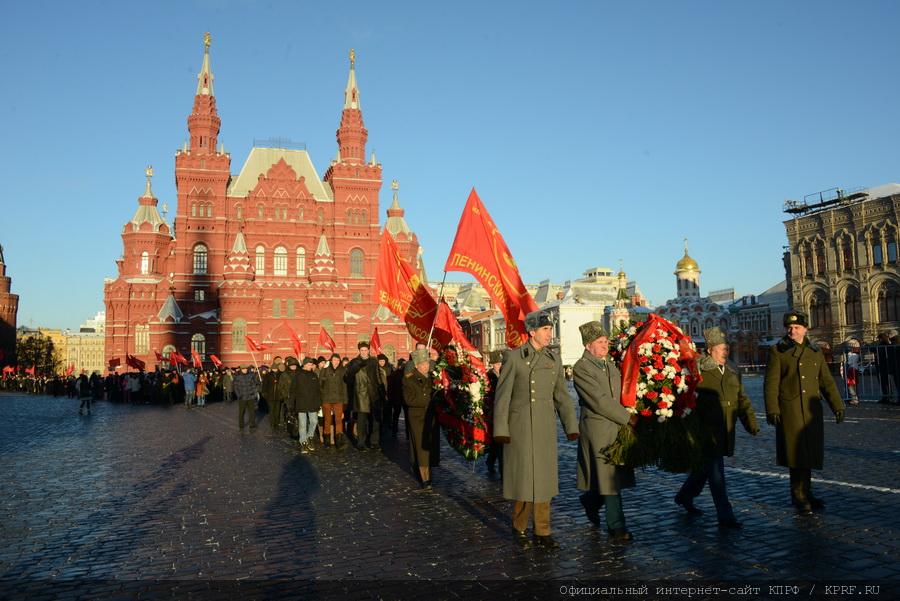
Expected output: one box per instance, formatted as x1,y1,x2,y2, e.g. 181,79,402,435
103,36,421,368
783,183,900,347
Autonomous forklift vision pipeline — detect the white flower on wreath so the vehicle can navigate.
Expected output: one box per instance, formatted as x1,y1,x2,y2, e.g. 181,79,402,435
468,381,482,405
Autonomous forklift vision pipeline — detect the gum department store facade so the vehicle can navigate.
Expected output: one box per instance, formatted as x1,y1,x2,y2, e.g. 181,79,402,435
104,37,421,368
784,183,900,348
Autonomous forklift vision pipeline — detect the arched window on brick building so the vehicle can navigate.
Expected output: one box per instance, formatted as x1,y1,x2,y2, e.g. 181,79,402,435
842,237,854,271
274,246,287,276
140,251,149,275
191,334,206,361
350,248,364,278
296,247,306,276
815,241,826,275
844,285,861,326
810,290,831,329
255,245,265,276
193,244,208,275
878,281,900,323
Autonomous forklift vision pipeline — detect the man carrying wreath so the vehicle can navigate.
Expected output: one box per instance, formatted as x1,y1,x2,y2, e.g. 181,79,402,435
493,309,579,548
573,321,638,542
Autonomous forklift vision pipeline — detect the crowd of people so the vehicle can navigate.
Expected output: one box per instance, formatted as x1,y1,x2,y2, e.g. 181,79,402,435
0,307,857,548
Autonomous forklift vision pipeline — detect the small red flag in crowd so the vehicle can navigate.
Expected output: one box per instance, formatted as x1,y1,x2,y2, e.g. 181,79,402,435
284,321,303,358
107,358,120,370
126,354,146,371
209,354,223,369
191,349,203,369
318,327,336,353
169,351,189,366
245,336,268,353
370,327,383,355
65,364,75,376
154,350,164,362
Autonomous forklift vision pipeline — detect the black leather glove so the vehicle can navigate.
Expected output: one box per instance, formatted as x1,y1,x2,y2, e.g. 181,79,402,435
493,436,511,444
766,413,781,427
835,410,844,424
566,432,579,441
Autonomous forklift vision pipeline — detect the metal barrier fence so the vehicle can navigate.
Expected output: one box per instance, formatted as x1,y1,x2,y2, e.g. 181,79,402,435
738,345,900,402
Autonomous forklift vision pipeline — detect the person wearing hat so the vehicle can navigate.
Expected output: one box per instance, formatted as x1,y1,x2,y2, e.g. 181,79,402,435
403,349,440,490
277,357,300,438
674,327,759,529
873,332,895,403
493,309,579,548
345,340,382,450
290,357,324,453
265,357,286,431
233,364,261,431
764,310,844,515
484,350,505,474
843,340,861,407
319,353,348,449
572,321,638,541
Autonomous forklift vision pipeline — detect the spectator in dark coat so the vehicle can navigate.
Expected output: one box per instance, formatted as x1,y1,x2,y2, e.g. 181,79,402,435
233,366,260,431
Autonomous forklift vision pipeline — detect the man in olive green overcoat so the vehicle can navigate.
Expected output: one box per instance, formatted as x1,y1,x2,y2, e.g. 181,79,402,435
764,311,844,515
493,309,579,548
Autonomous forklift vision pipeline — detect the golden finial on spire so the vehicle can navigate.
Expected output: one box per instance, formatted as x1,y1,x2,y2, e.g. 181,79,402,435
684,237,689,254
204,32,211,50
144,165,154,197
391,179,399,191
349,48,355,67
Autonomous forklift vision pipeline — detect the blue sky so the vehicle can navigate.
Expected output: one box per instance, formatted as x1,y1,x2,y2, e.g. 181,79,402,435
2,0,898,329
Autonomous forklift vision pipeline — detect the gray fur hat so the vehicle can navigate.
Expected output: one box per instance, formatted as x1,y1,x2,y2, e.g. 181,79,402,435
411,349,430,365
703,326,728,348
524,309,552,331
579,321,608,345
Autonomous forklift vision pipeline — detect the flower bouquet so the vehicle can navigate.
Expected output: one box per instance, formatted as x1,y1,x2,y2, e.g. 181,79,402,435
432,345,492,460
603,313,707,472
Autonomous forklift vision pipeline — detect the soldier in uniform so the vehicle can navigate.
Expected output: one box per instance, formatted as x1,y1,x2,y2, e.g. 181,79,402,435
493,309,579,548
764,310,844,515
402,349,440,491
573,321,638,541
675,326,758,529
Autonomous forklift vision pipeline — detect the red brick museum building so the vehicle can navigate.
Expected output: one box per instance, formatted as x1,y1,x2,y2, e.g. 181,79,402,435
104,36,422,368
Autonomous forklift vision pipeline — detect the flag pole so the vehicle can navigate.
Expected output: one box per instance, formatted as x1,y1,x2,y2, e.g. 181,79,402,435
249,349,262,382
425,271,449,350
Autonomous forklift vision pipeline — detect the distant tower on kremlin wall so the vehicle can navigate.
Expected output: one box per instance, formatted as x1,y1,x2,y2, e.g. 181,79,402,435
0,244,19,366
104,36,421,368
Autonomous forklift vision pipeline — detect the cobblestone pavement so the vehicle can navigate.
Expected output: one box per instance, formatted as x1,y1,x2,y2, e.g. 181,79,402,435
0,377,898,599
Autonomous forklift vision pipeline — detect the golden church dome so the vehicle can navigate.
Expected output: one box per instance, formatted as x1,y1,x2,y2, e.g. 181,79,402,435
675,240,700,273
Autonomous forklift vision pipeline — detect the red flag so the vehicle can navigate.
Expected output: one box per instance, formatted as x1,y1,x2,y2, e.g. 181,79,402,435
432,301,476,353
3,365,16,374
284,321,303,358
444,189,538,348
65,364,75,376
318,327,336,353
374,229,439,344
107,358,120,370
154,350,164,362
126,354,146,371
245,335,267,353
169,351,189,366
370,327,383,355
191,349,203,369
209,354,223,369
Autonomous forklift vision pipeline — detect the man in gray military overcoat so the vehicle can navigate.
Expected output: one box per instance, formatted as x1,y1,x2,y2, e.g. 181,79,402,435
493,309,579,548
573,321,638,541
